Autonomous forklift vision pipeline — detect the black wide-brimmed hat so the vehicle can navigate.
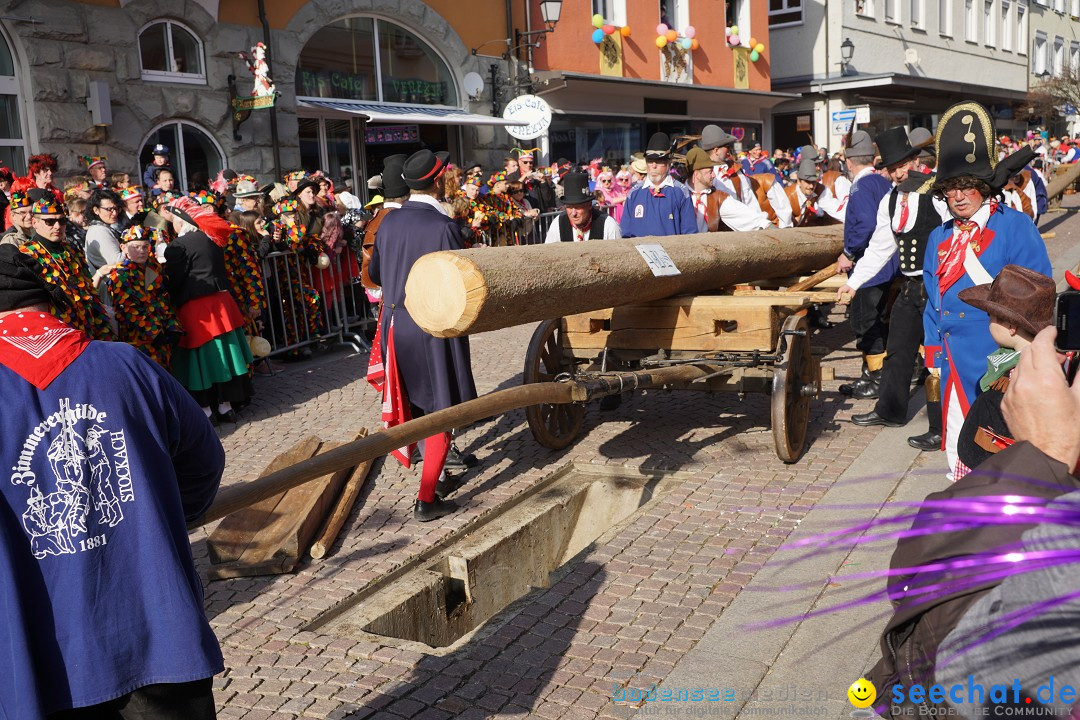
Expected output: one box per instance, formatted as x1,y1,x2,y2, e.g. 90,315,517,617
381,154,409,198
561,172,593,205
402,149,448,190
645,132,672,160
936,102,1033,191
874,126,920,169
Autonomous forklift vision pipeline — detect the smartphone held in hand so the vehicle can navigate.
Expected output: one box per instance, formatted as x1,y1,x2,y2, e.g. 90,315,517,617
1055,291,1080,352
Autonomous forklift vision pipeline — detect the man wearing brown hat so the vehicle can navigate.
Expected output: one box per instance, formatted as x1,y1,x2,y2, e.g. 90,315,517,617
952,265,1057,478
685,147,770,232
368,149,478,521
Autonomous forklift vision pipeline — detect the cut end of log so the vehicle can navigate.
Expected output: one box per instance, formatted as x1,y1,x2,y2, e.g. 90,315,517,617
405,251,487,338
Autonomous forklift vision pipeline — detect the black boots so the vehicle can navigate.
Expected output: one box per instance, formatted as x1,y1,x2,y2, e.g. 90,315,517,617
414,497,458,522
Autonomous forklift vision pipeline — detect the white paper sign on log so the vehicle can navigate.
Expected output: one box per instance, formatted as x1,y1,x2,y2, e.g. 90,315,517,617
635,244,681,277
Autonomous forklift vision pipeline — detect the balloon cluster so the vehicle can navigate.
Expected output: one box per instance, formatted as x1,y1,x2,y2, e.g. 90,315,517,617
725,26,766,61
591,14,631,43
654,23,700,51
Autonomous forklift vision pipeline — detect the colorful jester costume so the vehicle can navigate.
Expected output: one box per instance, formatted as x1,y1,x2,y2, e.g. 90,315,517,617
102,226,181,368
19,199,112,340
272,198,322,345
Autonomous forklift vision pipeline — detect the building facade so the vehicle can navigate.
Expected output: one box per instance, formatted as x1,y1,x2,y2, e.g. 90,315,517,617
0,0,793,196
769,0,1031,151
1027,0,1080,136
0,0,530,196
528,0,794,164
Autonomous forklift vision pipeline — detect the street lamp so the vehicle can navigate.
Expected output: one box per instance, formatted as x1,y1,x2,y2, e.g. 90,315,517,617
539,0,562,26
840,37,855,75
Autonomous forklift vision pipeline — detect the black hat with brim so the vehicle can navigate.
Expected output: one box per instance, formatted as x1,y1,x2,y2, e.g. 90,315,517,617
645,132,672,160
874,126,920,169
936,101,1034,191
561,172,593,205
293,178,321,198
382,158,409,198
402,149,448,190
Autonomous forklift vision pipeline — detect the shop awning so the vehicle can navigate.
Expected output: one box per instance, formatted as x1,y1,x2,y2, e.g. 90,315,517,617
296,97,528,126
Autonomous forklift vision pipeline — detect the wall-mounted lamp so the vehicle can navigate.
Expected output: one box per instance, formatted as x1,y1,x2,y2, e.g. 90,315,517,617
840,37,855,75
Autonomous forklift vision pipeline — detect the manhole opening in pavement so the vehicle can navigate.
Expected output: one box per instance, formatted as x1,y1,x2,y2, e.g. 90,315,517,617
305,463,687,652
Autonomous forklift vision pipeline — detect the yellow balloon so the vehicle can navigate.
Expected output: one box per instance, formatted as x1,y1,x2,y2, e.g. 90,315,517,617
592,13,604,28
755,43,765,53
655,36,668,48
731,25,739,35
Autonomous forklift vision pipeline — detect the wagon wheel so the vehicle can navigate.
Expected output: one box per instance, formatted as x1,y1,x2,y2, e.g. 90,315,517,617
771,314,817,463
523,319,584,450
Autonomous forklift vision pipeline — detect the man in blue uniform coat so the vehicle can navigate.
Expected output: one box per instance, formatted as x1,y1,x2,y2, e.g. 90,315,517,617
620,132,696,238
837,130,896,398
923,101,1052,478
370,149,478,522
0,244,225,718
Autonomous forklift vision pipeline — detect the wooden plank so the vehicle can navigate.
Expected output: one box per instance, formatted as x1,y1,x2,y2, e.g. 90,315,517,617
310,429,375,561
730,289,837,303
206,434,364,580
206,436,322,565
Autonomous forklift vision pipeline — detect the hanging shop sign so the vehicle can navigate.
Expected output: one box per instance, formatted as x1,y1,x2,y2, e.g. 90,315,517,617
503,94,552,141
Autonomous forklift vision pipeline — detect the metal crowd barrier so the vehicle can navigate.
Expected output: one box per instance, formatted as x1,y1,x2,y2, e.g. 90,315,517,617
257,248,373,360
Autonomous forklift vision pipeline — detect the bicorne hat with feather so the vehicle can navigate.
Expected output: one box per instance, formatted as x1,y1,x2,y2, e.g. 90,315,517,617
935,101,1033,192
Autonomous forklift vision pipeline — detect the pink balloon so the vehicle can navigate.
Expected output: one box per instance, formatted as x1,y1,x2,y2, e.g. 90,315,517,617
602,24,615,34
684,25,697,39
729,35,741,46
656,23,668,36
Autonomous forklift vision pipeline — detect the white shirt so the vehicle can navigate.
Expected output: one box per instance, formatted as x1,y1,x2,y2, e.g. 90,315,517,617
847,187,951,290
817,174,852,223
767,180,793,228
794,184,826,221
407,193,448,216
693,185,772,232
544,213,622,243
713,166,757,207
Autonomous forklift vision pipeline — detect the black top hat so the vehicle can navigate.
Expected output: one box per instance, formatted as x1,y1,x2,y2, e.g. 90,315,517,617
402,149,447,191
874,126,919,169
936,102,1033,191
645,132,672,160
561,172,593,205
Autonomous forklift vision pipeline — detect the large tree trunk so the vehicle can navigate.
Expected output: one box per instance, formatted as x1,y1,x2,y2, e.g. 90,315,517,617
404,226,845,338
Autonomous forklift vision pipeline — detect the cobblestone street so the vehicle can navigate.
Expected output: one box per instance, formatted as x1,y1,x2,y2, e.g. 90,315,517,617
198,202,1080,720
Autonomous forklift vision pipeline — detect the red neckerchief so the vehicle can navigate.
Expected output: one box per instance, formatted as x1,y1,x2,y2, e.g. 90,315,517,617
572,218,592,242
649,185,666,198
720,164,741,180
365,308,415,467
895,194,910,232
937,201,998,295
0,311,90,390
693,189,711,224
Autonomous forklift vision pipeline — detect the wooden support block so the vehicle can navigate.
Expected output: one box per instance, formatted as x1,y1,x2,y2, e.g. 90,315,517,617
206,433,363,580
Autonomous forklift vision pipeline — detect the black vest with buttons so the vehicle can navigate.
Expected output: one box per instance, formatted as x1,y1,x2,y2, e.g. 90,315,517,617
889,189,940,277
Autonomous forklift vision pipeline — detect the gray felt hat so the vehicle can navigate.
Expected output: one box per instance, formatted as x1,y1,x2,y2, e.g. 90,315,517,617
700,124,738,151
847,130,875,158
796,155,819,181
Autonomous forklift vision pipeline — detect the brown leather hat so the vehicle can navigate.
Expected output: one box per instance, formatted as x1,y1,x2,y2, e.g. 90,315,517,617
685,147,713,174
957,264,1056,337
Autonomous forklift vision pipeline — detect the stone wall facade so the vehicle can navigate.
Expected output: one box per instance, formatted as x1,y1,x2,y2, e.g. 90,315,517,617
2,0,515,183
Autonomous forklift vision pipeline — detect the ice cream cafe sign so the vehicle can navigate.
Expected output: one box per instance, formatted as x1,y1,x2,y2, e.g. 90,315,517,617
503,94,552,141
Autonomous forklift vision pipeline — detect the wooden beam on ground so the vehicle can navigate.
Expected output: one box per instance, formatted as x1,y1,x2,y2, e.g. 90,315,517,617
205,434,362,579
310,429,375,561
404,226,844,338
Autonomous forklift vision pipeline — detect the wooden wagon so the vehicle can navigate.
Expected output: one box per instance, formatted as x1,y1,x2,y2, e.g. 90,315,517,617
521,281,839,463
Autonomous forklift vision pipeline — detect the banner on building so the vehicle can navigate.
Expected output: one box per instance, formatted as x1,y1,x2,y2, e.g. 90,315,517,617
599,33,623,77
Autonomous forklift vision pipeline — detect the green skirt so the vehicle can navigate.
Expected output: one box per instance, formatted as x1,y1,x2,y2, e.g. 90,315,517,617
172,328,253,393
